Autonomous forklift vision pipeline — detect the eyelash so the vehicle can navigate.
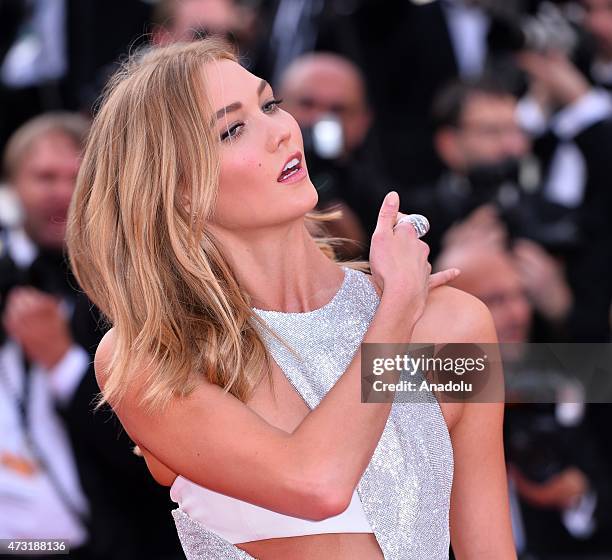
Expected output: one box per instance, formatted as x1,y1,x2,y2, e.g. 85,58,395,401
220,98,284,142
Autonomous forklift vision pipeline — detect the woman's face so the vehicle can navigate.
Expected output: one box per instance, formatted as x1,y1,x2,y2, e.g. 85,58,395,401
203,59,318,231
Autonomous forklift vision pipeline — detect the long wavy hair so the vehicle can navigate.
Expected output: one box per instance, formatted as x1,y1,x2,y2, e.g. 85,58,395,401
66,38,359,414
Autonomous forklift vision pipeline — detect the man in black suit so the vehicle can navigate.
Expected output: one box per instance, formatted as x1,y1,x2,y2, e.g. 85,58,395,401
0,0,154,155
0,113,182,559
321,0,492,187
409,77,586,344
516,45,612,342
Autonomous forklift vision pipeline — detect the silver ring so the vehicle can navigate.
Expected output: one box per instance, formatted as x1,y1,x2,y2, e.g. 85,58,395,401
394,214,430,238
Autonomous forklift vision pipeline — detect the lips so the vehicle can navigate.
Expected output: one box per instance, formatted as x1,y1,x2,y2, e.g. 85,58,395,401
277,152,303,182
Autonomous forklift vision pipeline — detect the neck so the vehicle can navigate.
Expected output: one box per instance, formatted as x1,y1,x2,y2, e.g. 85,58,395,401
209,219,344,312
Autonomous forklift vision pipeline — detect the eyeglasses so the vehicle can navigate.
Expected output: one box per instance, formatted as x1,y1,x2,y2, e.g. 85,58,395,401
459,121,524,140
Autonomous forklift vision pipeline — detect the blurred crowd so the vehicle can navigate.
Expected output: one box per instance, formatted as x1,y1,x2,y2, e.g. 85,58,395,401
1,1,612,559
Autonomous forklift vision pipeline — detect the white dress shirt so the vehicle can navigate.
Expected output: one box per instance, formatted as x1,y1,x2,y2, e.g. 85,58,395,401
442,0,490,79
517,88,612,208
0,343,88,543
0,229,90,541
1,0,67,88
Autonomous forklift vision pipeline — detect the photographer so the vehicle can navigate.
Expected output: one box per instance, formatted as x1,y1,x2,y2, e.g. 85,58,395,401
477,0,612,341
575,0,612,91
409,77,576,340
515,54,612,341
0,113,91,556
0,113,182,559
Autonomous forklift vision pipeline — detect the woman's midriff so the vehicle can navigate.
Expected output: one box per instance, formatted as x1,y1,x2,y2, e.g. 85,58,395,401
237,532,384,559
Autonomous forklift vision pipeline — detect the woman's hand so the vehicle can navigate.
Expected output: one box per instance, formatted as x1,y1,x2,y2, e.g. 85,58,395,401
369,191,460,320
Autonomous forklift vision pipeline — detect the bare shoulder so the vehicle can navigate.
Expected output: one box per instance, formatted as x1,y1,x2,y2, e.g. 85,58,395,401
412,286,499,432
362,273,496,342
414,285,497,344
92,326,178,486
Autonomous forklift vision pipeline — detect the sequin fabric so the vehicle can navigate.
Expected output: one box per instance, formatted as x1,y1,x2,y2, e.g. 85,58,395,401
171,266,454,559
172,508,256,559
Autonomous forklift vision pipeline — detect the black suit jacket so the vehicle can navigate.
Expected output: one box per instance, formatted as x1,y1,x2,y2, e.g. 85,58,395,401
327,0,458,188
532,118,612,342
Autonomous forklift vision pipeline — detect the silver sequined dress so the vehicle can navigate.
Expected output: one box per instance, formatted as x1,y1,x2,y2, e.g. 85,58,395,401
171,266,454,559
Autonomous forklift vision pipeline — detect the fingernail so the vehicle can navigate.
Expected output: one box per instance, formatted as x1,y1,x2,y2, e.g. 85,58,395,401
385,191,399,206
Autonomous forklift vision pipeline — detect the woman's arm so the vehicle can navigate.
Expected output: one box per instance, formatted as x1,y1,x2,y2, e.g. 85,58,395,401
96,292,414,521
96,192,459,521
446,297,517,559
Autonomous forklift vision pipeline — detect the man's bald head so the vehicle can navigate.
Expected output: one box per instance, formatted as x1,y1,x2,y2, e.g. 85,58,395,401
436,245,532,343
279,53,368,101
279,52,372,155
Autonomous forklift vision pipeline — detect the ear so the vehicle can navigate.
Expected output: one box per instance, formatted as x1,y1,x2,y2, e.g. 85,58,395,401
347,107,373,153
435,127,463,170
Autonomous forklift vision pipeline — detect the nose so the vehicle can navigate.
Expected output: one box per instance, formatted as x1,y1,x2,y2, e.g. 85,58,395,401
265,115,292,153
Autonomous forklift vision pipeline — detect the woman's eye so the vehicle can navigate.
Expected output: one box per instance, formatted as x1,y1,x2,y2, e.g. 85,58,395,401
220,123,243,142
263,98,283,113
220,99,284,142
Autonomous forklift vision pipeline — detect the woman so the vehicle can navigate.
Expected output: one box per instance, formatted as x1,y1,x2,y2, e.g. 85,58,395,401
66,39,516,559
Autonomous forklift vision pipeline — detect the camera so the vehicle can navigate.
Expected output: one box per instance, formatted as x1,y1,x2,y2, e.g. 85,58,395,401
446,156,582,252
485,1,578,54
300,115,346,206
301,114,344,161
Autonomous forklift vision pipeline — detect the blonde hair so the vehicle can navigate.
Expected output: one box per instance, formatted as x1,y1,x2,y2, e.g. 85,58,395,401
66,38,360,414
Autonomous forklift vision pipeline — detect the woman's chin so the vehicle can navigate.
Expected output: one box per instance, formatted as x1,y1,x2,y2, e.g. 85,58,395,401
283,178,319,212
304,179,320,209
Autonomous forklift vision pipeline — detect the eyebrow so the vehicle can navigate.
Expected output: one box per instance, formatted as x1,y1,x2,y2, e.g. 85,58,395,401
215,79,270,121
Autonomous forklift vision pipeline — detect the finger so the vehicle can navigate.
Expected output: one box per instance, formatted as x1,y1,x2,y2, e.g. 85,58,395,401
393,217,419,239
393,211,410,231
515,50,548,75
513,246,546,270
514,237,540,250
467,204,500,224
374,191,400,235
513,238,541,256
428,268,461,289
481,229,507,249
